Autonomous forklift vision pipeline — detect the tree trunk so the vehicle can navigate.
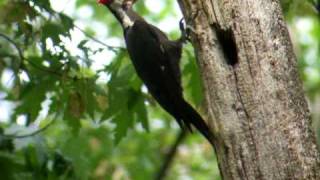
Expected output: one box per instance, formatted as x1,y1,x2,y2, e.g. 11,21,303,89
177,0,320,179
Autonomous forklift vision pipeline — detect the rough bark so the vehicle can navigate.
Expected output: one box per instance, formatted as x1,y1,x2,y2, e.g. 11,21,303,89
177,0,320,179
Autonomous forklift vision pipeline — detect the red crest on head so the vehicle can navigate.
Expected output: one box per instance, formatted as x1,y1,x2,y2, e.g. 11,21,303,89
98,0,113,5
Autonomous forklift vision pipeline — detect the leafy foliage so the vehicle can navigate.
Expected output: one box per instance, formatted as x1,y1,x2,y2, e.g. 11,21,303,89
0,0,319,179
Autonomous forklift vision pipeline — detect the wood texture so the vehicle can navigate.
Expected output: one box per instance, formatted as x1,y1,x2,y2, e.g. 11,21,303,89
177,0,320,179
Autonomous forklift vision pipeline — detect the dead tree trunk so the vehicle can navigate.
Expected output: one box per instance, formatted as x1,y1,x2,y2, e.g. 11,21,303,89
177,0,320,179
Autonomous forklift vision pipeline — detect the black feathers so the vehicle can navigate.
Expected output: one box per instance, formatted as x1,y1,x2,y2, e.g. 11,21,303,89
124,19,214,144
104,2,214,144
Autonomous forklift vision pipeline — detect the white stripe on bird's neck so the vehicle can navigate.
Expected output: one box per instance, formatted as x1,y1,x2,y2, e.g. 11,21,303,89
110,3,134,29
121,12,134,28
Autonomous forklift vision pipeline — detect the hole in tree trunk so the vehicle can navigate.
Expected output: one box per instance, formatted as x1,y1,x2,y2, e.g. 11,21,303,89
214,25,239,66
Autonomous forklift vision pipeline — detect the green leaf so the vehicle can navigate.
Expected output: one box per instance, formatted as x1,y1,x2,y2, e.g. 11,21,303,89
62,89,85,134
13,80,51,123
128,89,149,131
59,13,74,33
75,78,98,119
67,91,85,119
112,111,133,144
182,48,204,106
42,23,63,45
31,0,53,12
64,108,81,135
0,2,37,24
0,152,25,179
134,95,149,131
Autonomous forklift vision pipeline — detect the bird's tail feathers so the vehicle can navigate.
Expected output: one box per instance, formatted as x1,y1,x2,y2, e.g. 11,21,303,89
178,100,215,145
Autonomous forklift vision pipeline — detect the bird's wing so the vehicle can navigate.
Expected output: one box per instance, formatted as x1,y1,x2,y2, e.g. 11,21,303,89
124,20,189,130
145,23,183,91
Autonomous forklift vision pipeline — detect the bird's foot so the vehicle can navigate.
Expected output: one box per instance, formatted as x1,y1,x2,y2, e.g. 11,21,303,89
179,18,198,43
179,18,191,43
179,11,200,43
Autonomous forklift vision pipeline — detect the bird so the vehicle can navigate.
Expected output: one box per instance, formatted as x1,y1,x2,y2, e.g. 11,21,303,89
98,0,214,144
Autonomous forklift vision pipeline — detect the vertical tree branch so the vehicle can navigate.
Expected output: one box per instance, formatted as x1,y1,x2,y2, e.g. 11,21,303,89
155,130,187,180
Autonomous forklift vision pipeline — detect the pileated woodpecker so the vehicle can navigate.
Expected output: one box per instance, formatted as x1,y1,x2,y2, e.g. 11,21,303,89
98,0,214,144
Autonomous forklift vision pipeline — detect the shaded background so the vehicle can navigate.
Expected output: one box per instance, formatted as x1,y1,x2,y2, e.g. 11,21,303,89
0,0,319,179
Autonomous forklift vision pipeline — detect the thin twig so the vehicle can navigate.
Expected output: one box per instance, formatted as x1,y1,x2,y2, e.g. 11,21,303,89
39,7,125,53
0,33,24,64
74,24,125,53
0,32,64,77
155,130,187,180
26,59,63,77
311,0,320,14
1,120,55,139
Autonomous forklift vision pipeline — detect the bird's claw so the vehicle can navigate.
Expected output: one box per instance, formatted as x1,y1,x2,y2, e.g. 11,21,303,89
179,10,200,43
179,18,196,43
